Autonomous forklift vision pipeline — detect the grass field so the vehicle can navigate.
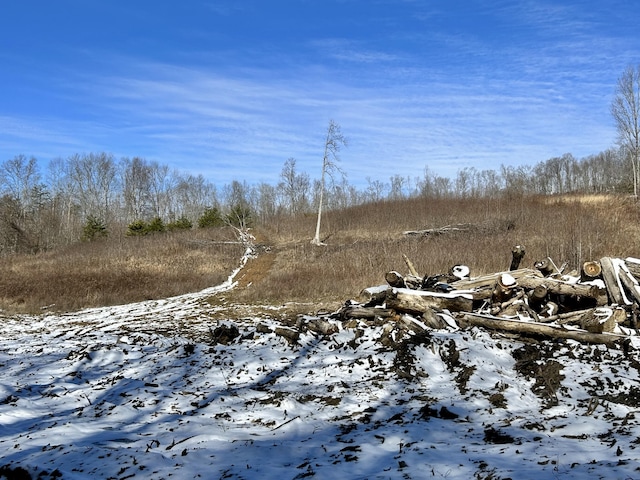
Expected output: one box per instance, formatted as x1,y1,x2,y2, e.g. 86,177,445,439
1,193,638,314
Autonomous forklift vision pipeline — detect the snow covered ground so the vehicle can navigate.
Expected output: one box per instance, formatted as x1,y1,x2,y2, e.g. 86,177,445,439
2,251,640,479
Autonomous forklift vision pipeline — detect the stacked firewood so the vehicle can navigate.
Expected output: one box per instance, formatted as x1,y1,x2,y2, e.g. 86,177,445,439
336,246,640,346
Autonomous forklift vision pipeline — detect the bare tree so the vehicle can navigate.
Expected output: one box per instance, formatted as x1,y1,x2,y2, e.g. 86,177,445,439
611,65,640,197
68,152,118,222
279,158,310,215
148,161,175,220
174,173,217,222
122,157,151,221
0,155,41,219
312,120,347,245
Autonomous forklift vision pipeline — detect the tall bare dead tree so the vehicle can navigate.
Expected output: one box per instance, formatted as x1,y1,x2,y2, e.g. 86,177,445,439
312,120,347,246
611,65,640,197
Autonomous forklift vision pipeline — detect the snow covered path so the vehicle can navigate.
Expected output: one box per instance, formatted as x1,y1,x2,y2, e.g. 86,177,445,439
2,249,640,479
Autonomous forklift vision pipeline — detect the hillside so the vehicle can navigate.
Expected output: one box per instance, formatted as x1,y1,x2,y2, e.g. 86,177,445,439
2,242,640,479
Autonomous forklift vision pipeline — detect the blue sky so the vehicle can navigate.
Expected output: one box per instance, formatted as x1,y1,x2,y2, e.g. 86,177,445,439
1,1,639,188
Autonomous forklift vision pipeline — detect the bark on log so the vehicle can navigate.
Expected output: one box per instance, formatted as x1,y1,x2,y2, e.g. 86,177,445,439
535,257,559,276
386,288,473,314
600,257,628,305
579,307,625,334
339,305,396,320
616,263,640,305
456,312,625,346
515,275,604,301
274,326,300,344
450,268,542,292
306,318,339,335
624,257,640,279
550,308,596,325
421,308,451,329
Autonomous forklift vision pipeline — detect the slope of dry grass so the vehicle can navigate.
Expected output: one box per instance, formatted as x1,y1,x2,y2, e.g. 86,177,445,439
0,228,244,313
1,193,639,315
227,194,640,311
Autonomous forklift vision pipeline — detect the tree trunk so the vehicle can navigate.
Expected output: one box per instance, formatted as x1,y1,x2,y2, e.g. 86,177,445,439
450,269,542,300
305,318,339,335
338,305,396,321
515,275,604,301
456,312,625,346
624,257,640,279
386,288,473,314
600,256,628,305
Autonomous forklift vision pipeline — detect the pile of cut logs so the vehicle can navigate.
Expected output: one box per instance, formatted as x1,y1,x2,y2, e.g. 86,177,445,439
336,246,640,346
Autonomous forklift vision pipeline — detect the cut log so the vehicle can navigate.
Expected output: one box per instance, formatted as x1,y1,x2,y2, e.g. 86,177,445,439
359,285,389,306
385,271,406,288
515,275,603,301
534,257,559,276
385,271,421,289
491,273,518,304
274,326,300,345
510,245,526,271
338,305,396,320
451,268,542,292
581,261,602,281
600,257,628,305
624,257,640,279
386,288,473,314
456,312,625,346
450,264,470,280
305,318,339,336
579,307,625,334
528,284,548,309
616,262,640,305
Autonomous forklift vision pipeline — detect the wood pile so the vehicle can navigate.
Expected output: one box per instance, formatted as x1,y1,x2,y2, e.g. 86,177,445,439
336,245,640,346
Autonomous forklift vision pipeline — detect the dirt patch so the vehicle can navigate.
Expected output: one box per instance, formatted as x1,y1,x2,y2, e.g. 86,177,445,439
392,331,432,380
512,343,565,408
235,247,276,289
438,338,476,394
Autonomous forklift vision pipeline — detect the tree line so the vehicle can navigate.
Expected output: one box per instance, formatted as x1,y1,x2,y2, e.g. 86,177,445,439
0,145,632,255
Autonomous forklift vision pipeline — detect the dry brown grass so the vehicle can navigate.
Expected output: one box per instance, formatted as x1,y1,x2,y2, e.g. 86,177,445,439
224,194,640,312
0,228,244,313
2,193,640,316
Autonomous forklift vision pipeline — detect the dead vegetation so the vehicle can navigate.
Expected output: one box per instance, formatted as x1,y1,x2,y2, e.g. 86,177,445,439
0,228,243,313
1,193,640,315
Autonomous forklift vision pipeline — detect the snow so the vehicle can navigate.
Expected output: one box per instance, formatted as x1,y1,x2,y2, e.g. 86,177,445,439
2,249,640,479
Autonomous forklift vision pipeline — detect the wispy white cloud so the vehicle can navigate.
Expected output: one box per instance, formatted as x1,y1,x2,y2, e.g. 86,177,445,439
0,0,635,189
